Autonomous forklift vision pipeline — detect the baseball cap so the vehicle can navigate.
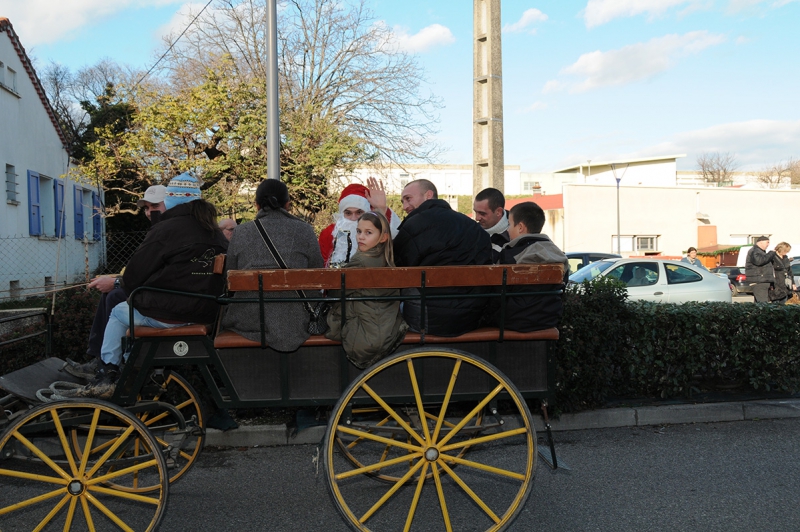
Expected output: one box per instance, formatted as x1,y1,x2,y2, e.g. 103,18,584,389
136,185,167,207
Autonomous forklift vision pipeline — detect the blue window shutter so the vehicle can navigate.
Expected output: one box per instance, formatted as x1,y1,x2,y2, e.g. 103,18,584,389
73,186,84,239
27,170,41,236
54,179,66,238
92,191,102,241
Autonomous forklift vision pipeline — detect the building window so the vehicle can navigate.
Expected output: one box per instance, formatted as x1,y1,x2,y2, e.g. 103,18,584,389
73,186,100,240
612,235,659,254
522,181,541,193
399,173,409,189
637,236,657,251
28,171,65,237
6,164,17,203
7,67,16,92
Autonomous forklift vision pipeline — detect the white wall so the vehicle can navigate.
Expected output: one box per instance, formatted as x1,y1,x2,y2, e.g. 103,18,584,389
562,184,800,256
0,30,103,297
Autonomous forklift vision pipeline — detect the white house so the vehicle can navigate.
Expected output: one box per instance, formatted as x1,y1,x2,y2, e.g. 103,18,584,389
1,18,103,299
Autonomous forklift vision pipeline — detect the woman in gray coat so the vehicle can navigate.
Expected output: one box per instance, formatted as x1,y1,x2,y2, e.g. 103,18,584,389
221,180,323,351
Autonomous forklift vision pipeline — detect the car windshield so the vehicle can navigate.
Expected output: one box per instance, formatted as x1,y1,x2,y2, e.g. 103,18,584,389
569,260,616,283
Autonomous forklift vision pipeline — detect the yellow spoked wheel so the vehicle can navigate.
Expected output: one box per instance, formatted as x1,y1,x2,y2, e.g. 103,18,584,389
69,371,204,493
335,407,485,483
0,399,167,531
324,348,536,532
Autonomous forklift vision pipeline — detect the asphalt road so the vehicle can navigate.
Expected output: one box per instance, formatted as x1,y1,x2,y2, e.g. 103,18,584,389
157,418,800,532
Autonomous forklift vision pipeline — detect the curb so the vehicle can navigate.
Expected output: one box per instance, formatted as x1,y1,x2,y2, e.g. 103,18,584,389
204,398,800,448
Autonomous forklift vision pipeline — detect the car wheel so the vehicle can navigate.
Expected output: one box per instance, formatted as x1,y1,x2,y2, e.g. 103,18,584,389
731,285,739,296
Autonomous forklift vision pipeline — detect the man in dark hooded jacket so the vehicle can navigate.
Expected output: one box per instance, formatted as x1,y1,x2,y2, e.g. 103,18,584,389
394,179,491,336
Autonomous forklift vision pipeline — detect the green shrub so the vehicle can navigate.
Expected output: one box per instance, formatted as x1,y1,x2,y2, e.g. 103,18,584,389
0,288,100,376
555,279,800,412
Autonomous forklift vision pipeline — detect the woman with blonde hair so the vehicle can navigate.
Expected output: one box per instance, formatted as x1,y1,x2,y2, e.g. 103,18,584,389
770,242,796,304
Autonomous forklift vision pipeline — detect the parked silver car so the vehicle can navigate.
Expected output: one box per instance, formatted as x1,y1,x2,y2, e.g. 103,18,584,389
569,258,733,303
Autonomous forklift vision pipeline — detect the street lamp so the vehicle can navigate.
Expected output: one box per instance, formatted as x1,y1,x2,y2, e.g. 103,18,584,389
611,163,628,255
266,0,280,181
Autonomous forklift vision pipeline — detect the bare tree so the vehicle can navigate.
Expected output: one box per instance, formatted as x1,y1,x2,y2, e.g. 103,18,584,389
696,152,738,185
755,159,794,189
789,157,800,188
160,0,443,166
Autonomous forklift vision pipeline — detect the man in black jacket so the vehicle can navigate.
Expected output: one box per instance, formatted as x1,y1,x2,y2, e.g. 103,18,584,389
745,236,776,303
394,179,491,336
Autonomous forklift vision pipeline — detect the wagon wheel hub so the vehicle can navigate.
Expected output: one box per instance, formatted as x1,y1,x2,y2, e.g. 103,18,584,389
68,479,85,496
424,447,440,462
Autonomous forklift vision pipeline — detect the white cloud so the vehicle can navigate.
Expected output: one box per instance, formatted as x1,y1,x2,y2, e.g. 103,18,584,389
522,101,548,113
3,0,183,46
154,2,207,41
735,35,752,44
583,0,705,27
503,8,548,34
631,119,800,170
726,0,799,12
543,31,725,93
391,24,455,53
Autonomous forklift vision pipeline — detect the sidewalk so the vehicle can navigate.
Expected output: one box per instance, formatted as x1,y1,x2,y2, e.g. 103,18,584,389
204,397,800,447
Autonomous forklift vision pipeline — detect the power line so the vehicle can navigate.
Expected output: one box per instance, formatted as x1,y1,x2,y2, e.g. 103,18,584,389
135,0,215,87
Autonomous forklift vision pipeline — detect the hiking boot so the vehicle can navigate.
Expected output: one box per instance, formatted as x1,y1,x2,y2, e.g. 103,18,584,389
71,366,120,400
62,358,99,380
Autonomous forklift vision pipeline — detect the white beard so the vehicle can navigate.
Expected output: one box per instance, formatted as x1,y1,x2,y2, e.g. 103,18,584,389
329,217,358,266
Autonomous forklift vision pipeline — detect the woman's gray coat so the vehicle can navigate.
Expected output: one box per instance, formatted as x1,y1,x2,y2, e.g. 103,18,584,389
221,208,323,351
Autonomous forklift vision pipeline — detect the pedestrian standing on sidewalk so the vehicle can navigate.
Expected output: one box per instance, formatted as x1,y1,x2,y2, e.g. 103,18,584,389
681,247,707,270
770,242,796,304
745,236,776,303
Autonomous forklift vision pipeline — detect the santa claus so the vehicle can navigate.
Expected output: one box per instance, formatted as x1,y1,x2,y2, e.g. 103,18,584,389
319,180,400,267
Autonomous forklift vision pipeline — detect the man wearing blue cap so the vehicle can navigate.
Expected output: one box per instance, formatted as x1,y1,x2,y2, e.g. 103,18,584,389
71,173,228,398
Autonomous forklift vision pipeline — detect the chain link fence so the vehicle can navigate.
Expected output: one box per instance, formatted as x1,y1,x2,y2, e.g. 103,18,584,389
0,231,146,312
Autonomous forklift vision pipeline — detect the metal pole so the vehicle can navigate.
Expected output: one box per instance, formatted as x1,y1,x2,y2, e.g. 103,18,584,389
616,179,621,254
266,0,280,181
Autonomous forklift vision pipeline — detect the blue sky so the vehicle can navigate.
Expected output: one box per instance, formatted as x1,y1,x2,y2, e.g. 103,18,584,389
4,0,799,172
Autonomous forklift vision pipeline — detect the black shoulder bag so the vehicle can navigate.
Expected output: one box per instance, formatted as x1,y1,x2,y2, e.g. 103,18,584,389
254,219,331,335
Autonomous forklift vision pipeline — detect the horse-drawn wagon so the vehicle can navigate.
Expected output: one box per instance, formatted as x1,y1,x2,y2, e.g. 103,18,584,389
0,263,563,531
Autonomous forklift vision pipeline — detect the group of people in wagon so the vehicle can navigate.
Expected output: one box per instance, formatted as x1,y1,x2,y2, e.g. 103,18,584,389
62,173,568,399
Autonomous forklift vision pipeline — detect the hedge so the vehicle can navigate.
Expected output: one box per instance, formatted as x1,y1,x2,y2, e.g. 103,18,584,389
557,277,800,412
3,282,799,415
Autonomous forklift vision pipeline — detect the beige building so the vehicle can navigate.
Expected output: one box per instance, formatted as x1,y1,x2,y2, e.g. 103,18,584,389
560,184,800,257
338,156,800,260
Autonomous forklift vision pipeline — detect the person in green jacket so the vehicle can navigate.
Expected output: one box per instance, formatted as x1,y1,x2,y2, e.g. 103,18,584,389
326,211,408,368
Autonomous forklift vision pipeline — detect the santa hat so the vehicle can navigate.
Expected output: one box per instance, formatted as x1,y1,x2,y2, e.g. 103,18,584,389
338,184,371,214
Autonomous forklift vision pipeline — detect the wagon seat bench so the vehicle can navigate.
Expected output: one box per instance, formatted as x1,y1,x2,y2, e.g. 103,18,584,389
124,264,564,449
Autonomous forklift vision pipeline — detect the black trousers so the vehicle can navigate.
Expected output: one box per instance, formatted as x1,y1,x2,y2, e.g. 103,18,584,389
86,287,128,358
751,282,771,303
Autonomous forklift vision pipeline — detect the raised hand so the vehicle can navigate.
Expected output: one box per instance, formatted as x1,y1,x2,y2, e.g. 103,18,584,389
365,176,387,213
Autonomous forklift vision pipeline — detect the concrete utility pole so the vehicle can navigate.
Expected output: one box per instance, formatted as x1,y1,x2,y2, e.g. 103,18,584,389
473,0,505,196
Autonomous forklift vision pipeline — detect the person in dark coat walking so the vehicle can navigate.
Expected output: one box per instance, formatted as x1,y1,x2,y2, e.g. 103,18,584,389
394,179,491,336
770,242,796,304
745,236,776,303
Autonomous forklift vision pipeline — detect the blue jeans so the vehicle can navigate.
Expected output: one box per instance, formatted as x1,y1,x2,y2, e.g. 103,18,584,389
100,302,188,367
